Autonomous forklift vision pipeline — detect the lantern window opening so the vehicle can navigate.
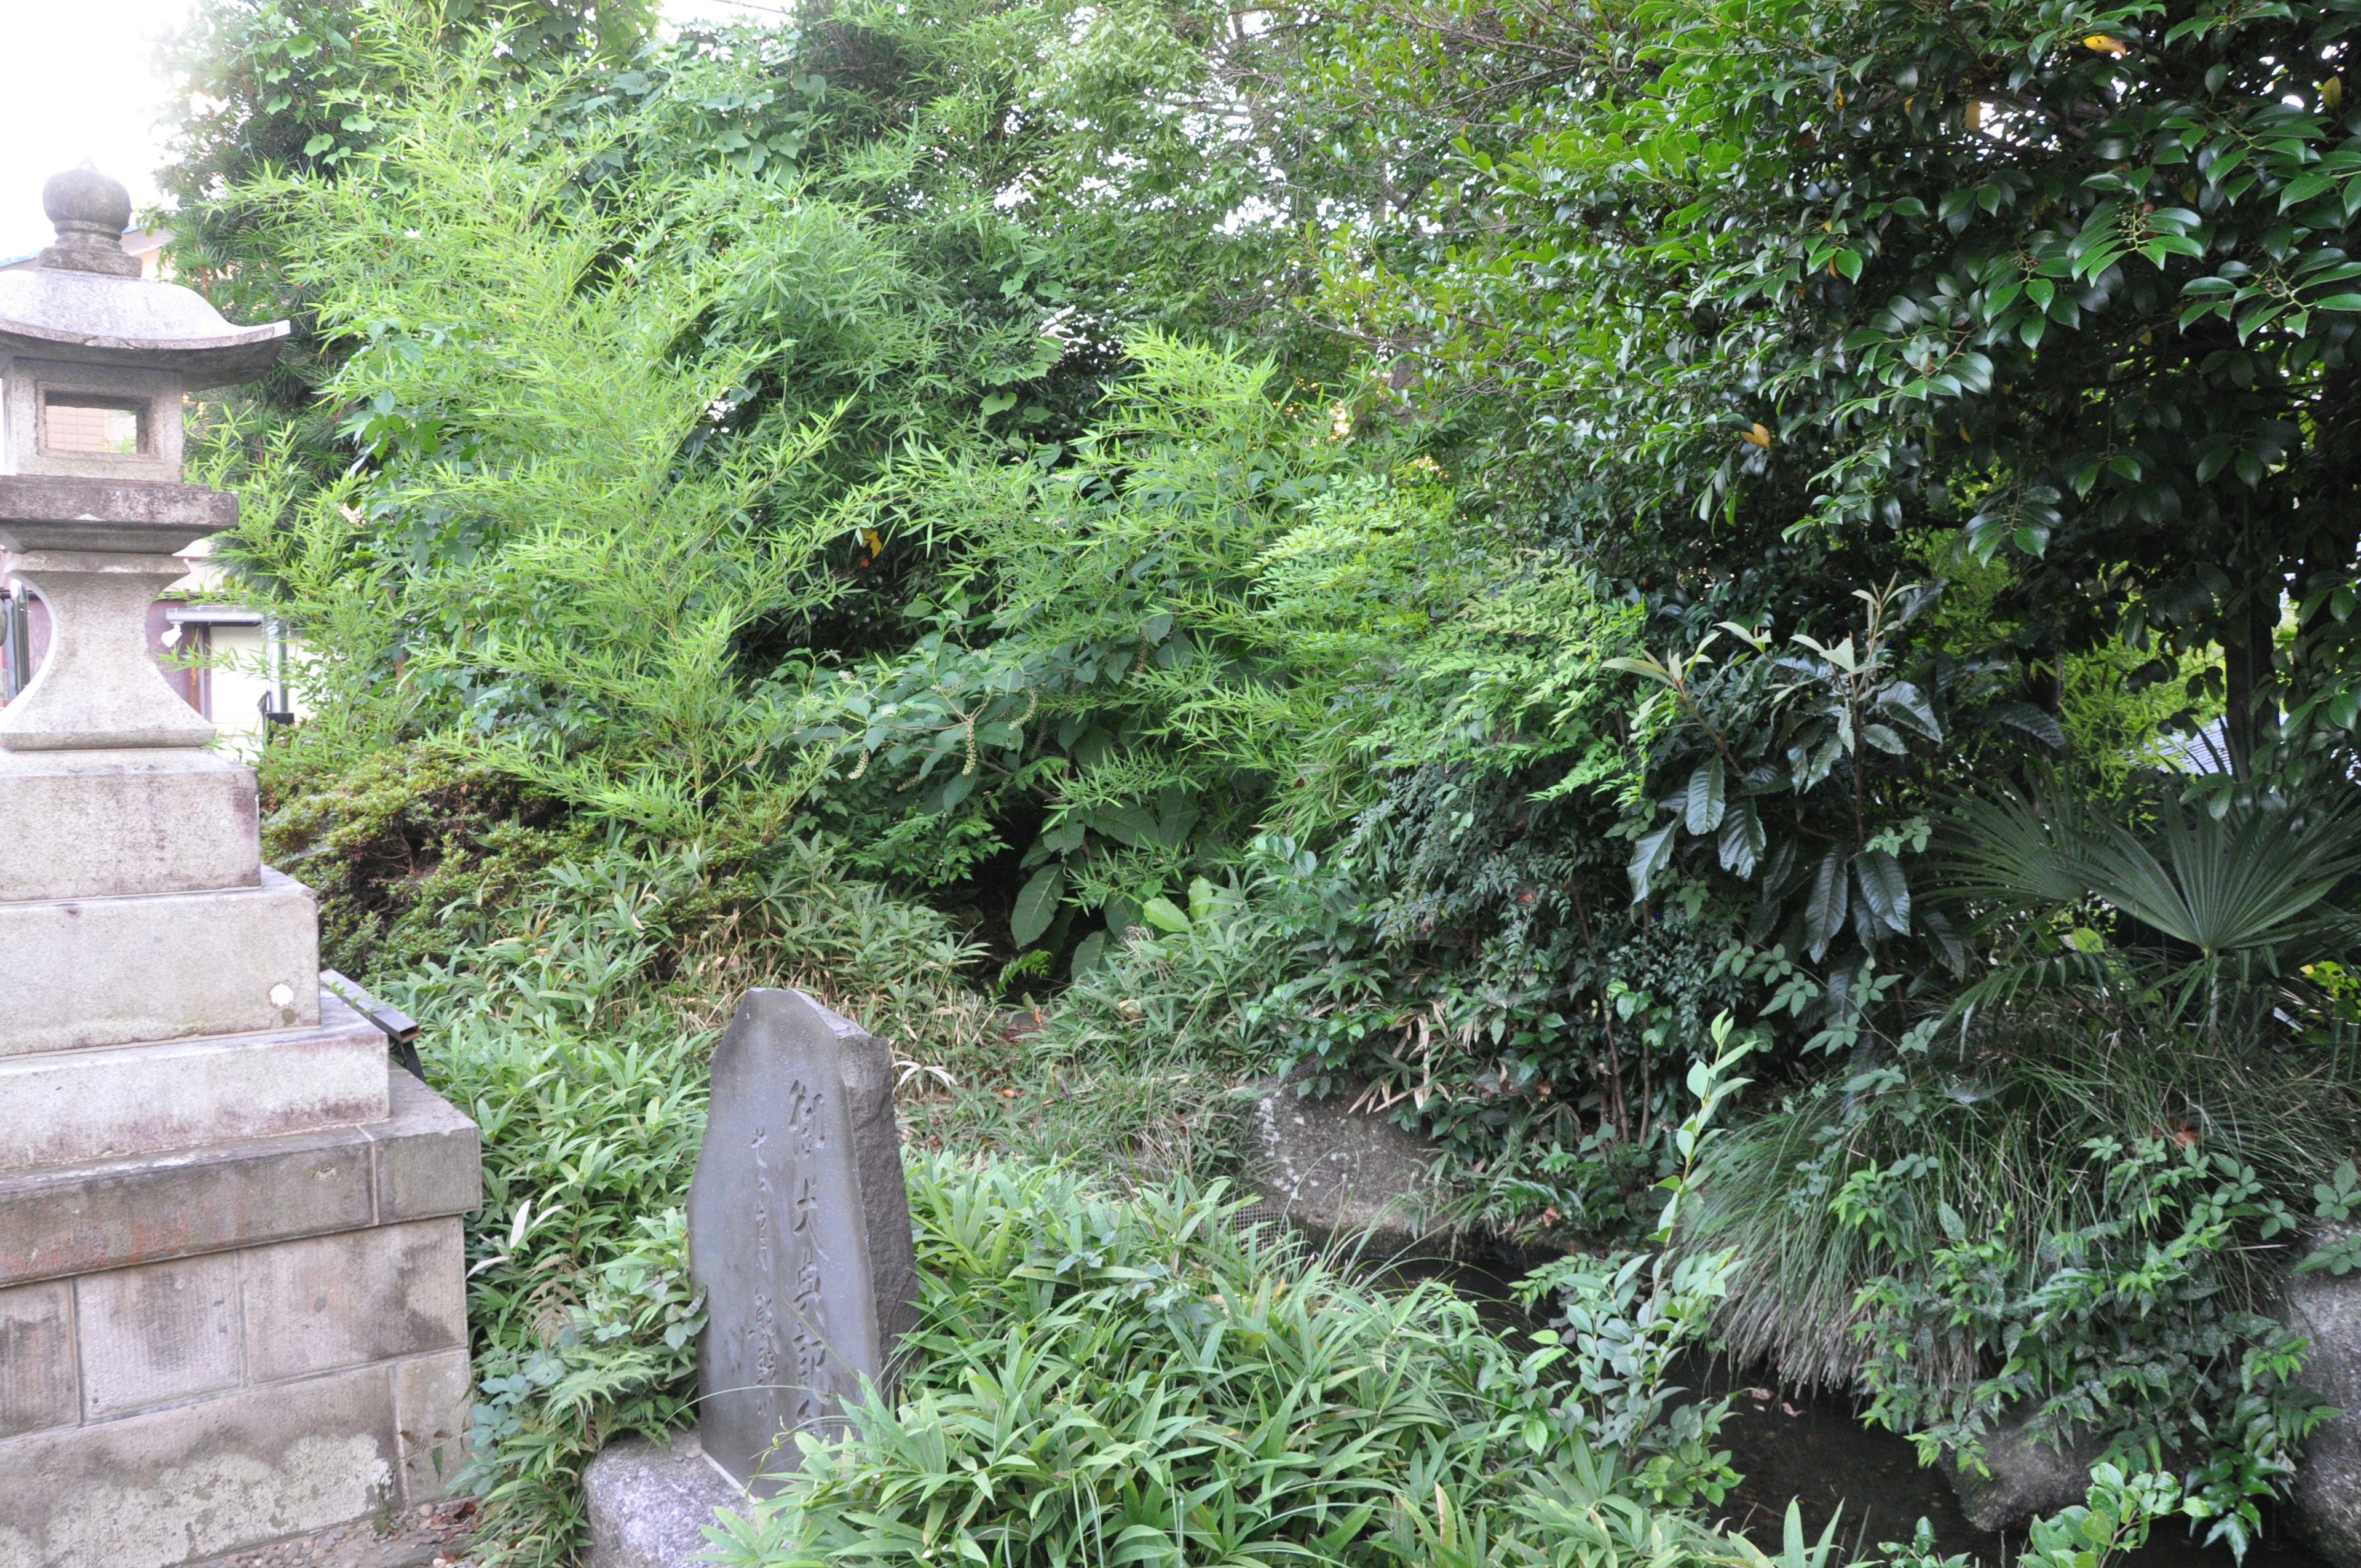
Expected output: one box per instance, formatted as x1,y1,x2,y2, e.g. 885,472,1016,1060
40,392,147,457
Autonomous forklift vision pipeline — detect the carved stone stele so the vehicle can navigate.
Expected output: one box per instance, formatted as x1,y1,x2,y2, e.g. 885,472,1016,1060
686,988,918,1494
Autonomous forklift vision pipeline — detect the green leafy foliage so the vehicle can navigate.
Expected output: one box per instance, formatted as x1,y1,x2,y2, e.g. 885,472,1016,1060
702,1154,1776,1568
1883,1464,2205,1568
1615,582,1956,1011
1686,1012,2361,1556
1838,1134,2327,1552
157,0,2361,1550
1319,0,2361,785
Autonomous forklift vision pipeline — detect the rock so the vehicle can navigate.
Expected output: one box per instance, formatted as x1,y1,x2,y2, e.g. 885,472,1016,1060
582,1431,746,1568
2288,1230,2361,1566
1944,1408,2103,1533
1247,1075,1457,1258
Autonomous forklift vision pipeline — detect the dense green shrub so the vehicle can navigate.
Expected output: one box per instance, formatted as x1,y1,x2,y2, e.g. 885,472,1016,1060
259,738,579,977
381,831,1268,1562
159,0,2361,1546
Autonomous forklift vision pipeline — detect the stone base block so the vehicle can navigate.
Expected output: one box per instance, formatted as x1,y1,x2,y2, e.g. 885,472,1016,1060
0,868,319,1054
583,1430,746,1568
0,1072,480,1567
2290,1227,2361,1566
0,1067,478,1288
0,1350,469,1567
1942,1409,2103,1532
0,748,260,903
0,993,386,1171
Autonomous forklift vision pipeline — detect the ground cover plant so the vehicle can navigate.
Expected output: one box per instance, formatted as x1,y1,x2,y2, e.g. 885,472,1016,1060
154,0,2361,1558
702,1154,1766,1568
380,831,1258,1564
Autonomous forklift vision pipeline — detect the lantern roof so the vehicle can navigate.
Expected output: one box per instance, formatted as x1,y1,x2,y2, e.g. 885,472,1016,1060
0,165,290,386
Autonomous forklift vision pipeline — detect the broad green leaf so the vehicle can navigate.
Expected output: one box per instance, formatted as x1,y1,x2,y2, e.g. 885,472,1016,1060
1855,849,1912,934
1630,822,1679,901
1011,863,1064,947
1685,758,1727,834
1720,798,1766,879
1804,845,1849,960
1140,896,1192,935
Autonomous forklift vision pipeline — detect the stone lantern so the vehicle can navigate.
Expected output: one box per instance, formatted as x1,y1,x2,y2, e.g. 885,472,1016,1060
0,168,480,1566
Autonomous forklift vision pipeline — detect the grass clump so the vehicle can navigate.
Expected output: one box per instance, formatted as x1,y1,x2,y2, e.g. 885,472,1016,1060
705,1154,1786,1568
1685,1010,2361,1547
260,738,580,979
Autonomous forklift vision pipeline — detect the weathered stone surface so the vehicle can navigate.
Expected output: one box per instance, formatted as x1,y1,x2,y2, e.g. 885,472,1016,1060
0,263,291,391
0,1068,476,1288
1943,1409,2103,1533
0,868,320,1053
0,549,213,750
688,988,918,1493
2289,1230,2361,1566
1248,1075,1456,1257
0,1363,404,1567
583,1430,745,1568
38,166,139,279
0,1280,76,1439
367,1072,484,1225
390,1349,472,1505
0,748,259,902
184,1497,476,1568
78,1251,245,1419
4,360,185,485
0,1240,475,1564
242,1219,467,1382
0,992,383,1173
0,474,238,544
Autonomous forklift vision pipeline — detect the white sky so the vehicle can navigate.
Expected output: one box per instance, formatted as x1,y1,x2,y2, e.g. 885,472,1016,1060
0,0,775,261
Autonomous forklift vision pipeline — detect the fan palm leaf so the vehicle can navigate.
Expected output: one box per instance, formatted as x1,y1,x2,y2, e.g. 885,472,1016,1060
1935,783,2361,1023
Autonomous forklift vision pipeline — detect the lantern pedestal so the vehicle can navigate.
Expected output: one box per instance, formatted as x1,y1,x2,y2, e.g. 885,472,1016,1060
0,1072,478,1564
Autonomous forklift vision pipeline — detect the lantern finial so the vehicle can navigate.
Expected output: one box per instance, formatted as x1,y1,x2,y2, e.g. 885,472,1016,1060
39,163,140,277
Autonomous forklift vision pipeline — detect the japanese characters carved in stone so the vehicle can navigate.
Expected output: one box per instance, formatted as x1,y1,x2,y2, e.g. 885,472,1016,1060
685,988,917,1494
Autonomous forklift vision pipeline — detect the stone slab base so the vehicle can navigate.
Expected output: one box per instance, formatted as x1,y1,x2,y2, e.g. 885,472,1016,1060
2289,1226,2361,1566
583,1430,746,1568
188,1498,477,1567
0,867,320,1053
0,748,259,903
0,1347,469,1567
0,992,386,1171
0,1071,481,1568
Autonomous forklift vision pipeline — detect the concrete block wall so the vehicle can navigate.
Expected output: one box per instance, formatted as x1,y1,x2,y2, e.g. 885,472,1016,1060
0,1072,480,1567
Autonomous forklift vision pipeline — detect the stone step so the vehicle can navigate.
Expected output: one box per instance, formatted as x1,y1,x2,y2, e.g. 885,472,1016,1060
0,867,318,1053
0,992,386,1173
0,747,261,903
0,1064,476,1288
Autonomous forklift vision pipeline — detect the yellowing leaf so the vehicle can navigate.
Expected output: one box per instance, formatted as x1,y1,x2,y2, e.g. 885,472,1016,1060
2083,33,2128,55
1742,422,1772,448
